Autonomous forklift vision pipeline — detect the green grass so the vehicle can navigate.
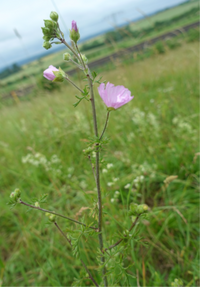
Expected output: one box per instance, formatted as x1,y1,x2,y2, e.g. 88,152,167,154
0,41,199,286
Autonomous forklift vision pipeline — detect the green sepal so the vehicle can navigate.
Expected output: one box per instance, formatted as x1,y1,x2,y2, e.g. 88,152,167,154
107,107,116,112
41,27,51,36
43,41,52,50
50,11,59,22
52,67,65,82
44,20,54,29
69,29,80,43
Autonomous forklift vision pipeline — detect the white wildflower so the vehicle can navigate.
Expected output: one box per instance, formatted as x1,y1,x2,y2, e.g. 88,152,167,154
124,183,131,189
107,163,113,169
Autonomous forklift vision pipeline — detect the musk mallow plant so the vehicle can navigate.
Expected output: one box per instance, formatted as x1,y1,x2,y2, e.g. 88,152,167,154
9,11,149,286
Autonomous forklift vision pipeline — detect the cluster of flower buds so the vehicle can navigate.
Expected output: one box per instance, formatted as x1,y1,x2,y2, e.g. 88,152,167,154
42,11,61,50
10,188,21,202
45,212,56,223
129,203,149,216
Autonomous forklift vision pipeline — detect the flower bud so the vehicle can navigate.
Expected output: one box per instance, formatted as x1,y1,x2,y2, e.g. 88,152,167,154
35,202,40,208
78,54,88,64
10,192,15,199
43,65,59,81
43,41,52,50
136,204,148,214
44,20,54,29
63,52,71,61
71,20,78,32
41,27,51,36
52,67,65,82
45,212,56,222
50,11,59,22
129,203,149,216
10,188,21,202
70,20,80,43
43,35,52,41
83,147,93,155
14,189,21,198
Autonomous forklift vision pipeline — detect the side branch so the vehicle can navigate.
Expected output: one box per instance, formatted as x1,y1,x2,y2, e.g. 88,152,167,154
19,199,97,230
54,222,99,287
104,215,140,252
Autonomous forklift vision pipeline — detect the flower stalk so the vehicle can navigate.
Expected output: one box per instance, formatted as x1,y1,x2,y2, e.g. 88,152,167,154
19,199,97,230
54,222,99,287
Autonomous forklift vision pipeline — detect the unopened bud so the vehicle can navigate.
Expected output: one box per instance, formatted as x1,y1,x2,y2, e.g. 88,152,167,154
137,204,149,214
44,20,54,29
43,35,52,41
45,212,56,222
83,147,93,155
10,188,21,202
10,192,15,199
50,11,59,22
35,202,40,208
79,54,88,64
70,20,80,43
41,27,51,36
53,67,65,82
129,203,149,216
43,41,52,50
63,53,71,61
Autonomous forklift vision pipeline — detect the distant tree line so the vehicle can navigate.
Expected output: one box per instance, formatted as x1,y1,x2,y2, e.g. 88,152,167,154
81,6,199,50
0,63,22,80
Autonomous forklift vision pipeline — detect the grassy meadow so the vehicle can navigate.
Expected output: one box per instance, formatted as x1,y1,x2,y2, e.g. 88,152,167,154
0,38,199,286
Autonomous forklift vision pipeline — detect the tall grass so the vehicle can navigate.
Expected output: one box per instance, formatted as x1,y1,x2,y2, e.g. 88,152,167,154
0,41,199,286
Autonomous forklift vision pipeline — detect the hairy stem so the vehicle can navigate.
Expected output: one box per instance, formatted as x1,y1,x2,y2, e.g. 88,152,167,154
104,215,140,252
54,222,99,287
75,44,87,71
61,39,79,59
99,112,110,141
80,259,99,287
19,199,97,230
87,75,108,287
65,77,84,93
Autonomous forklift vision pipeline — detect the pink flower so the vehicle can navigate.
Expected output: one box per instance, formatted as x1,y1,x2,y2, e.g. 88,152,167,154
98,82,134,110
71,20,78,32
43,65,59,81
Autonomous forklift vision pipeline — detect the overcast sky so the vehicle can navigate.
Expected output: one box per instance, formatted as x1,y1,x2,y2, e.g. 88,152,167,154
0,0,186,70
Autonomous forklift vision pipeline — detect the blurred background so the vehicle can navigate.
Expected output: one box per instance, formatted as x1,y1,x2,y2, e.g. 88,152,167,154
0,0,199,286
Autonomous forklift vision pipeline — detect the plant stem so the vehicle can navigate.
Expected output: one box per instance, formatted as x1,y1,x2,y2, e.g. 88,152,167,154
54,222,72,246
87,75,108,287
99,112,110,141
54,222,99,287
104,215,140,252
65,77,84,93
61,39,79,59
75,44,87,71
80,259,99,287
19,199,97,230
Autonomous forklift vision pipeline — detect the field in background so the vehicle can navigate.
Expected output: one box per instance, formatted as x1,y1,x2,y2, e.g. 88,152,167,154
0,39,199,286
0,0,199,97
